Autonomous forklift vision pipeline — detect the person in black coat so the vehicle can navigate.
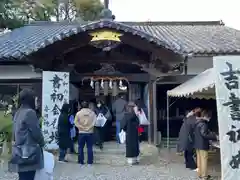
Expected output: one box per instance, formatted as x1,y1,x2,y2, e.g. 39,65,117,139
57,103,72,162
121,102,140,165
178,109,200,170
94,99,111,149
194,109,218,180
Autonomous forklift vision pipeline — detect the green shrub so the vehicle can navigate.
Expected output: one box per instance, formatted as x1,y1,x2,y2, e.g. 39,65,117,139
0,111,13,143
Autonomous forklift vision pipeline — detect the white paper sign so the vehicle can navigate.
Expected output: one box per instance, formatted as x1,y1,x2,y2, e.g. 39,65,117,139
42,71,69,150
214,56,240,180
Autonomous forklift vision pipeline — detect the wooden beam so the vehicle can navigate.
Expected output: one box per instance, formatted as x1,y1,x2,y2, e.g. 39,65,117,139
30,32,91,67
121,33,183,64
64,46,150,65
67,57,148,65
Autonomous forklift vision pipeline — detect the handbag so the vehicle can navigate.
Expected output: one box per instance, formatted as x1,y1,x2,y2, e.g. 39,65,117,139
119,130,126,144
11,144,42,165
135,108,150,125
10,128,42,166
95,113,107,127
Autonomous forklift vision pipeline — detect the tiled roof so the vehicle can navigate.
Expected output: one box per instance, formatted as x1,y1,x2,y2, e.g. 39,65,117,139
131,21,240,55
0,20,240,61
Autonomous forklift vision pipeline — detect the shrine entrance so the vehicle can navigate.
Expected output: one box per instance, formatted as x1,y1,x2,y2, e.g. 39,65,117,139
72,66,130,141
70,62,145,141
30,22,184,147
5,16,184,148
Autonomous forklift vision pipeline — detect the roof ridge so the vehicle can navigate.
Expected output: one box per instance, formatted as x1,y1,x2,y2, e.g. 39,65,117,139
121,20,225,26
26,20,225,27
26,20,87,26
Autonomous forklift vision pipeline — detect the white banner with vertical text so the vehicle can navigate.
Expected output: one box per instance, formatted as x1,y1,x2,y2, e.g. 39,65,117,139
42,71,69,150
214,56,240,180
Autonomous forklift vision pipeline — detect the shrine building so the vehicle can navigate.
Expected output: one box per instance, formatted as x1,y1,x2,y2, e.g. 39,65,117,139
1,5,240,145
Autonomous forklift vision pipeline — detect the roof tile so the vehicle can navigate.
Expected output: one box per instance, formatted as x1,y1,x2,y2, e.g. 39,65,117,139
0,20,240,60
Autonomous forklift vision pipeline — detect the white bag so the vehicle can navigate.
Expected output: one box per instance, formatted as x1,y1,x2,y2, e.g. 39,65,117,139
34,151,54,180
135,108,150,125
95,113,107,127
119,130,126,144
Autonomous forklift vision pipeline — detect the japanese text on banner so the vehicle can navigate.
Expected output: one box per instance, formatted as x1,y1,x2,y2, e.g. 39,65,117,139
214,56,240,180
42,71,69,150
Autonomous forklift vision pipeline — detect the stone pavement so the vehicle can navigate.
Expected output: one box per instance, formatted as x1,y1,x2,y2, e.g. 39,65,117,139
0,142,221,180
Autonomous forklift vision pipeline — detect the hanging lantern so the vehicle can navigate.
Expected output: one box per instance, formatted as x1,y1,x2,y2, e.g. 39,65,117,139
100,79,104,89
109,79,113,89
95,81,100,96
119,79,128,91
119,80,123,87
103,81,109,96
90,78,94,89
112,81,118,96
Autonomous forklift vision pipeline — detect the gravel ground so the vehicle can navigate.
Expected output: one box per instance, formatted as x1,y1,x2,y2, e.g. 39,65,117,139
0,142,221,180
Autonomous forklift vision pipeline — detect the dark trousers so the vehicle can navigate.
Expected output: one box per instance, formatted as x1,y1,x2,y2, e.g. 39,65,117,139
18,171,36,180
95,127,103,148
184,150,197,169
116,121,120,143
78,133,94,164
59,148,67,161
70,139,75,153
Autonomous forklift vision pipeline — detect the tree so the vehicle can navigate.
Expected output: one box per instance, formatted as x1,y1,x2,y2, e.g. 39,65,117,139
14,0,57,21
0,0,56,29
0,0,105,29
0,0,24,29
56,0,104,21
74,0,104,21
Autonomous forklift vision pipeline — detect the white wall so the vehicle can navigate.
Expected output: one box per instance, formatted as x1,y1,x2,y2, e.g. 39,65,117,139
187,56,213,75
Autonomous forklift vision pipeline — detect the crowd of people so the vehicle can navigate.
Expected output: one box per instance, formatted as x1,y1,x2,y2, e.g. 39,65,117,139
177,107,219,180
8,88,218,180
8,89,147,180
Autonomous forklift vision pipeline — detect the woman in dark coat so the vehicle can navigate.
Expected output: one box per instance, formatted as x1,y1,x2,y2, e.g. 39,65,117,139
177,108,201,170
9,89,44,180
94,99,111,149
121,102,140,165
57,103,72,162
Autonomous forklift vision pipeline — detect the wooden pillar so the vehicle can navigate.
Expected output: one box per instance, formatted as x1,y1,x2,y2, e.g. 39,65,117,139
148,79,157,144
148,80,154,143
153,81,158,145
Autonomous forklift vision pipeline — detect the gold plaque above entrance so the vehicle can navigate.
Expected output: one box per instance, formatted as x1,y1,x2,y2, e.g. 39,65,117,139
89,30,122,42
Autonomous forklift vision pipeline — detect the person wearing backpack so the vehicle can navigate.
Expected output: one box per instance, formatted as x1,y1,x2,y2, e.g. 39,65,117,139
74,101,96,165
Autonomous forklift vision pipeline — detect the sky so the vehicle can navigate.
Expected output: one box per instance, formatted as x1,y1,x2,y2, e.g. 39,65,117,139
102,0,240,30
